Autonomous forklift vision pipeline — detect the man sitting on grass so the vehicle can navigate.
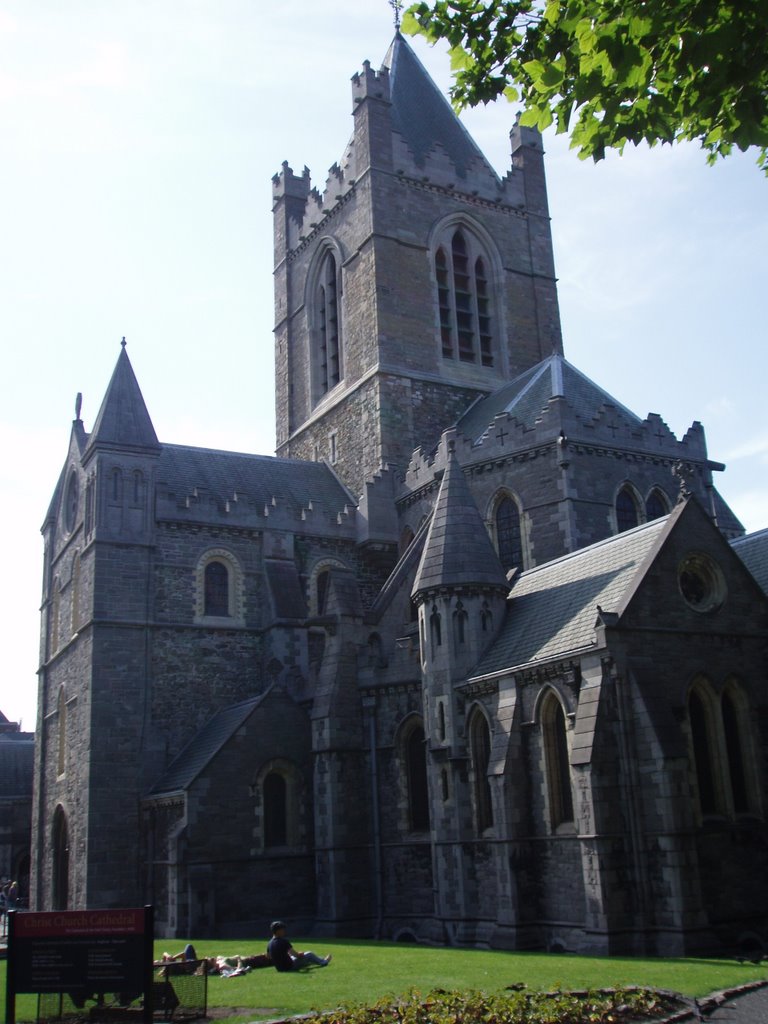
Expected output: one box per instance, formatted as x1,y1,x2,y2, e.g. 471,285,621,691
267,920,332,971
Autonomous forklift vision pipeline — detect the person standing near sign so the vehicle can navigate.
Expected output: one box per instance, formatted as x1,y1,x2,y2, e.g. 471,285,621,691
7,880,18,911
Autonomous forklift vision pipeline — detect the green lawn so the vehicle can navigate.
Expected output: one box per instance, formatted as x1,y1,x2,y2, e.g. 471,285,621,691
3,938,767,1023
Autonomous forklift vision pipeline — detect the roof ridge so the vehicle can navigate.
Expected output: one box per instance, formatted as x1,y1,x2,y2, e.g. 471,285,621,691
518,514,671,580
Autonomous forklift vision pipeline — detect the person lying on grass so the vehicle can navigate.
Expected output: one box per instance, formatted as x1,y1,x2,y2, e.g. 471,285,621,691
267,920,332,971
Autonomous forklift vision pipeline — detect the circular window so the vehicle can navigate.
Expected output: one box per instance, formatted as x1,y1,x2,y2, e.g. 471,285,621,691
64,471,79,532
677,553,726,613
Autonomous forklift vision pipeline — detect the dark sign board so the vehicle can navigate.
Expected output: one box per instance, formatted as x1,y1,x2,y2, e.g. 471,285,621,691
6,906,154,1024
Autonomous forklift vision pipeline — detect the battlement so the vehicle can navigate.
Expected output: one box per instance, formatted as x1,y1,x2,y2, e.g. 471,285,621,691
272,161,312,202
351,59,391,104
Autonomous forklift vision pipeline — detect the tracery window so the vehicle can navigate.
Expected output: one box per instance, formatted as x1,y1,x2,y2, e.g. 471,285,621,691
687,677,760,819
541,691,574,830
616,486,640,532
435,227,495,367
469,708,493,833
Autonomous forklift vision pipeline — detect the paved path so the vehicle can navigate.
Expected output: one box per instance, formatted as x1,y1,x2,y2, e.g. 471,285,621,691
700,983,768,1021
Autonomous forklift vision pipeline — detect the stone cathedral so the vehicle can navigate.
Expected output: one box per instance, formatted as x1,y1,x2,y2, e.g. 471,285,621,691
34,33,768,956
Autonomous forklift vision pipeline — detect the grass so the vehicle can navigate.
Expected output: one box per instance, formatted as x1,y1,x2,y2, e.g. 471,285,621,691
2,938,768,1023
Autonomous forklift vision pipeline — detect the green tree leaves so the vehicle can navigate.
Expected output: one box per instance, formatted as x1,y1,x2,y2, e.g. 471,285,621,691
403,0,768,172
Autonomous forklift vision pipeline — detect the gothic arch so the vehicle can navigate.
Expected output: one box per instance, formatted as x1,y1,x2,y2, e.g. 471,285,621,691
428,214,505,370
487,489,526,573
194,548,245,624
306,237,345,403
686,675,723,817
308,557,348,616
467,704,494,834
538,688,574,831
52,805,70,911
721,678,758,815
614,482,643,533
396,714,430,833
645,486,670,522
57,686,67,777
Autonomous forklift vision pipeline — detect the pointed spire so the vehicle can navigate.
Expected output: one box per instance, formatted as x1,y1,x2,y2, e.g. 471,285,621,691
382,34,498,181
85,341,159,453
412,444,509,596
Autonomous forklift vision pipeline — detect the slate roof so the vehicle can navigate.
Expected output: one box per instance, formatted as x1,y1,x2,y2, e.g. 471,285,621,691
148,695,265,796
383,33,498,182
412,450,509,595
731,528,768,595
456,353,642,445
0,734,34,799
157,445,356,518
85,342,159,452
471,515,670,678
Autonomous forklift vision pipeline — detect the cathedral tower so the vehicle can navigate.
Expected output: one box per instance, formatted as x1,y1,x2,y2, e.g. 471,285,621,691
273,34,562,497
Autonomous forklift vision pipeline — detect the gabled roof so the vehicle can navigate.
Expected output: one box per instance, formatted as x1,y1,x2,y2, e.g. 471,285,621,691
383,32,498,182
412,449,509,596
85,342,159,453
456,353,642,445
732,528,768,595
148,695,266,796
472,514,671,678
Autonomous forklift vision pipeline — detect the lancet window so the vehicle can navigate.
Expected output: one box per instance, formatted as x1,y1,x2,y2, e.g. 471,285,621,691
435,228,494,367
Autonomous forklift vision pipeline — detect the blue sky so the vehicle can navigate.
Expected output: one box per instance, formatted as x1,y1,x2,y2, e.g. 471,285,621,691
1,0,766,729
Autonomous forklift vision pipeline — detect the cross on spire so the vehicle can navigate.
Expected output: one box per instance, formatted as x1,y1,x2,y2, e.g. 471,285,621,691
389,0,404,29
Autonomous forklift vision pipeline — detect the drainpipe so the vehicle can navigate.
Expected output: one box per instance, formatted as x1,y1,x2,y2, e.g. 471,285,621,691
363,694,383,939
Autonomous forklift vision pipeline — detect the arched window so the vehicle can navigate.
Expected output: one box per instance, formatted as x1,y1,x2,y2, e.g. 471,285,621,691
481,600,493,633
469,709,493,833
645,488,669,522
50,578,61,654
722,689,748,814
110,467,122,502
315,249,341,397
430,604,442,652
52,806,69,911
263,772,288,847
132,470,144,505
435,227,495,366
204,561,229,617
256,760,305,851
495,495,523,572
71,552,81,635
541,691,574,830
57,687,67,777
404,722,430,832
195,549,243,624
688,682,718,816
453,599,467,648
616,486,640,532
